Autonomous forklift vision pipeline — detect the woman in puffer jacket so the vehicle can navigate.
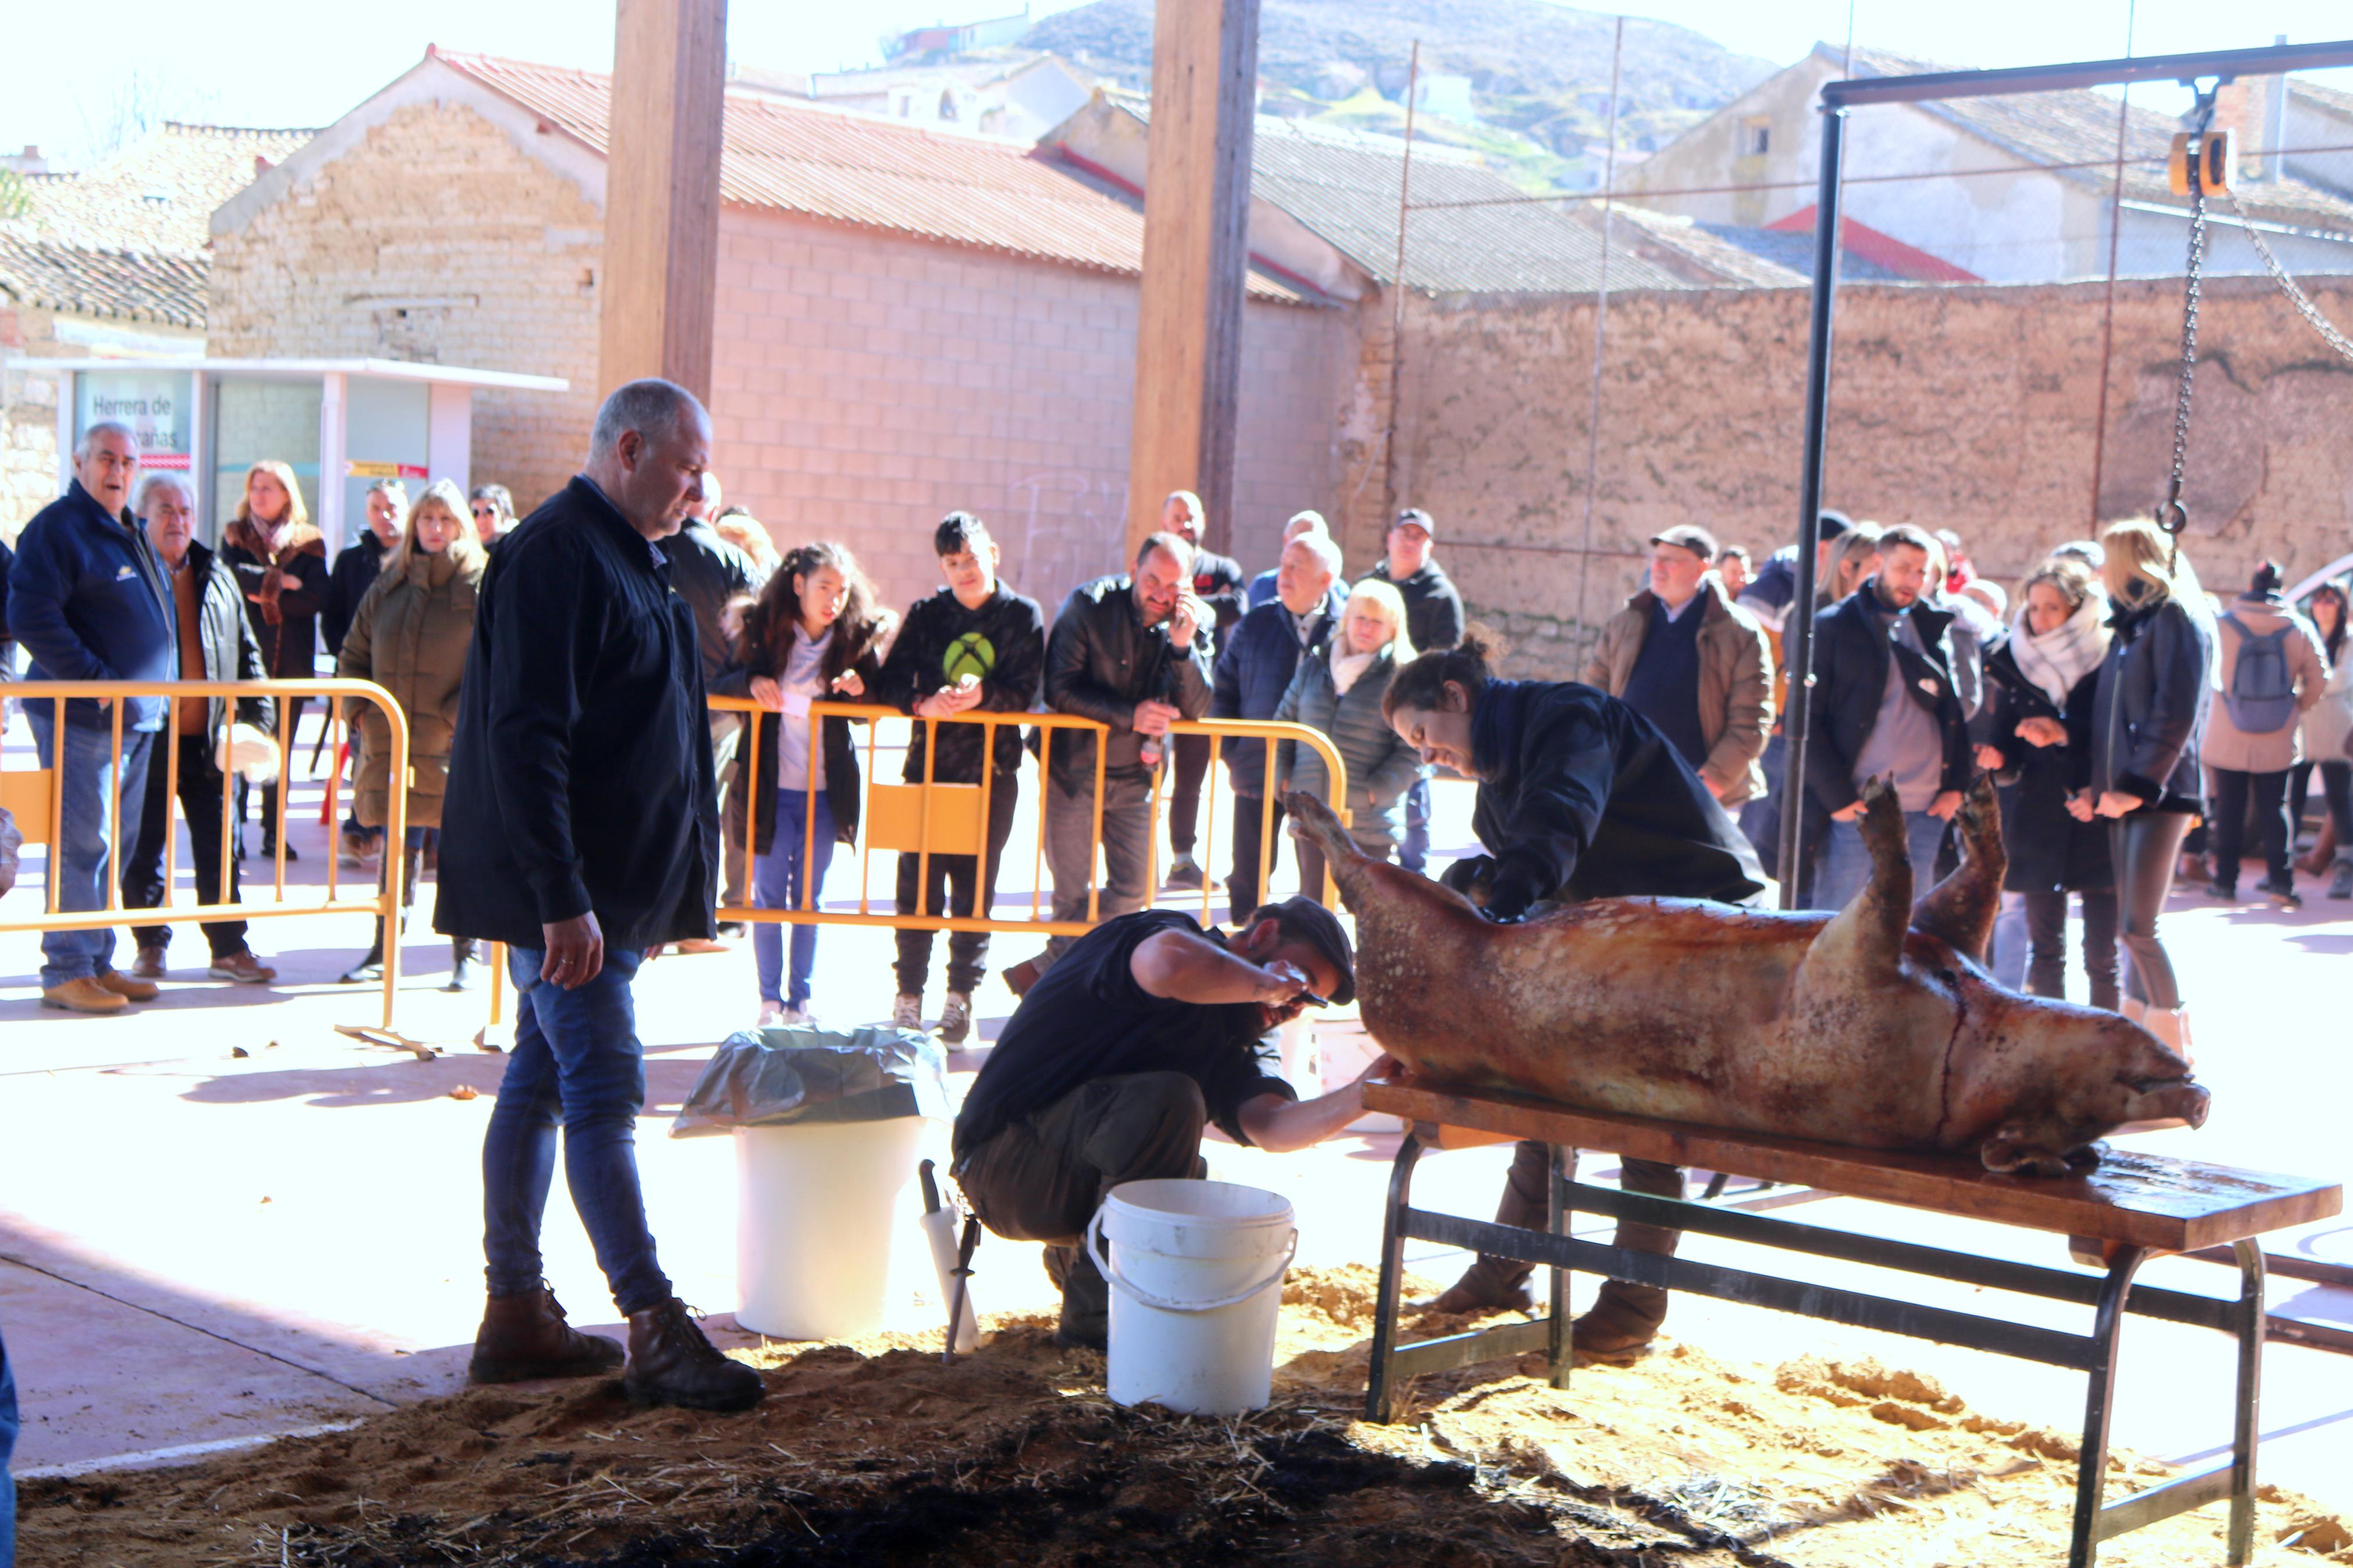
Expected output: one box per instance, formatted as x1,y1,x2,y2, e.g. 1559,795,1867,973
2197,561,2326,909
1977,556,2116,1009
336,480,488,988
1272,579,1424,899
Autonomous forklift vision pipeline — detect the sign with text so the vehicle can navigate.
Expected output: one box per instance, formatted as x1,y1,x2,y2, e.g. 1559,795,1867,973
76,372,193,468
347,460,430,480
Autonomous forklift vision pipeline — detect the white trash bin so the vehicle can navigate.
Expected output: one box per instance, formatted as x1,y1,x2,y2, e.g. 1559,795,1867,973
1087,1179,1297,1416
734,1115,930,1341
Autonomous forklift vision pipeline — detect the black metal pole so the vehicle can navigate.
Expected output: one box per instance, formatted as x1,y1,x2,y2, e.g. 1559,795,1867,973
1776,102,1846,912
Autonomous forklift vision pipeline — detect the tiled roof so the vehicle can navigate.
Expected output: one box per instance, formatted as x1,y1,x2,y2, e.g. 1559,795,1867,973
432,49,1300,301
4,122,315,257
1238,115,1690,294
0,231,208,326
1693,222,1905,283
1840,46,2353,235
2292,79,2353,120
1608,206,1809,286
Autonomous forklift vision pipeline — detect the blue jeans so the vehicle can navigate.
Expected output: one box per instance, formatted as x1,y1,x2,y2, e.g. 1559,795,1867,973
1,1324,16,1568
1400,775,1432,874
27,710,154,990
754,788,836,1007
1816,808,1948,912
481,945,672,1315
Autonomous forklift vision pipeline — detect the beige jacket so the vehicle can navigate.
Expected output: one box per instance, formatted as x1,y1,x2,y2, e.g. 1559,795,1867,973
2199,596,2327,774
336,543,485,830
1581,575,1775,805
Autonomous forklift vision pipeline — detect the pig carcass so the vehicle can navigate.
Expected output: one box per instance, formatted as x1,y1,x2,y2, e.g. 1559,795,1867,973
1286,777,2207,1175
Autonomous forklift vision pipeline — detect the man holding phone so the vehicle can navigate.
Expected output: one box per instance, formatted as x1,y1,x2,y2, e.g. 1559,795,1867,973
950,898,1379,1348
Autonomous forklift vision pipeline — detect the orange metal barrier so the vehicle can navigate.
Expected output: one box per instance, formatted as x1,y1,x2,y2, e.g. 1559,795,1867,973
1,679,411,1027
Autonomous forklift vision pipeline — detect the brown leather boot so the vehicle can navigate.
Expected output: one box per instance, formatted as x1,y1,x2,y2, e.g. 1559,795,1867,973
468,1286,625,1384
623,1299,765,1411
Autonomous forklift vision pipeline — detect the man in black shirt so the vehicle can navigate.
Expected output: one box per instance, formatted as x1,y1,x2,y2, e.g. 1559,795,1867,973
438,378,761,1414
954,899,1381,1347
876,511,1045,1045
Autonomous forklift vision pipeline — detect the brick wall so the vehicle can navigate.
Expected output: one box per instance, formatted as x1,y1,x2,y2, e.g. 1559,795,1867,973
1390,275,2353,677
710,211,1351,617
206,102,602,517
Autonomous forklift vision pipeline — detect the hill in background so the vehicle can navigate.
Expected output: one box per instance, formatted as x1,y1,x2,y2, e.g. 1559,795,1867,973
1017,0,1780,190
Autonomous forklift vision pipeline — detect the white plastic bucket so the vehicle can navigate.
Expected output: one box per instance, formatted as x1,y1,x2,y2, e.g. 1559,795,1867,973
734,1117,930,1340
1087,1179,1298,1416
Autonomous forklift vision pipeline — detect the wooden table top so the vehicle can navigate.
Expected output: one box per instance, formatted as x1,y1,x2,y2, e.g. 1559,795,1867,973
1363,1078,2341,1254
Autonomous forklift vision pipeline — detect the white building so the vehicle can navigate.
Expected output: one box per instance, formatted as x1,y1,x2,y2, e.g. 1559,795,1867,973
1626,44,2353,285
730,53,1095,145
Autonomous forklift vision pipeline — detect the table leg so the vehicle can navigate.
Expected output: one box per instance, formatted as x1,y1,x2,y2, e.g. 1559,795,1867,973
1548,1144,1577,1391
2227,1238,2266,1566
2069,1244,2149,1568
1365,1130,1426,1425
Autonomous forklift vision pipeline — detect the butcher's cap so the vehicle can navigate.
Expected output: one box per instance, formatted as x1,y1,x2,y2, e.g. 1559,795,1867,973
1247,896,1356,1006
1649,525,1719,562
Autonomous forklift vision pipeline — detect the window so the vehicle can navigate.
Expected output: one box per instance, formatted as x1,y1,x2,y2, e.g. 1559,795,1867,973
1742,119,1771,157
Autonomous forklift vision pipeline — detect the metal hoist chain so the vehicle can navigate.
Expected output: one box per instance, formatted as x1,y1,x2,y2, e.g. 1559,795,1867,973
2223,184,2353,366
2157,88,2216,564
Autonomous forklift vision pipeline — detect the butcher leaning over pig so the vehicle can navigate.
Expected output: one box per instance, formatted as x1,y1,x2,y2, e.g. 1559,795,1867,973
1378,635,1770,1361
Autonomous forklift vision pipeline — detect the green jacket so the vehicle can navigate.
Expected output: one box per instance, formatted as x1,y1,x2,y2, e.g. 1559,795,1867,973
338,542,485,830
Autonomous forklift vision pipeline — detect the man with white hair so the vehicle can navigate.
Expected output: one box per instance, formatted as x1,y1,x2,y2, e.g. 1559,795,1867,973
1213,530,1345,918
1247,510,1329,609
6,421,176,1012
120,472,278,984
438,378,762,1413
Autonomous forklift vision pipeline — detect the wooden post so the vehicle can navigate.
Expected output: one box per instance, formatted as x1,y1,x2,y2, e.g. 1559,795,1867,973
598,0,728,406
1126,0,1260,558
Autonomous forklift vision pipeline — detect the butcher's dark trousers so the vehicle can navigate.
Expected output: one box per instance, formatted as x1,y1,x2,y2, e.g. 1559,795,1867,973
953,1071,1209,1340
1464,1140,1684,1337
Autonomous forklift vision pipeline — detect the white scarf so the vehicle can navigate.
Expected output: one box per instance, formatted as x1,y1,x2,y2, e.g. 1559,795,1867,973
1330,642,1383,696
2010,592,2110,707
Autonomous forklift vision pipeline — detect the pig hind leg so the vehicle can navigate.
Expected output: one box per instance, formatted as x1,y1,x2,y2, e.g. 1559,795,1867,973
1910,774,2006,965
1797,778,1911,995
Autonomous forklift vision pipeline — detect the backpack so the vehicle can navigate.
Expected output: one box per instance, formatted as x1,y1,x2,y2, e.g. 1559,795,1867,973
2218,612,2298,735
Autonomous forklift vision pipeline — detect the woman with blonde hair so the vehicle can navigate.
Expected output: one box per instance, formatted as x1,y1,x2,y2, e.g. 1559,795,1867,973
1273,578,1423,898
221,460,330,858
336,480,489,987
2065,520,2214,1054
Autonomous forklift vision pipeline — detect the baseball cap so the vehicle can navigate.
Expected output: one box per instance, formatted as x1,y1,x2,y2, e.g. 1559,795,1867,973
1649,525,1719,562
1248,895,1357,1006
1816,510,1853,541
1392,507,1437,539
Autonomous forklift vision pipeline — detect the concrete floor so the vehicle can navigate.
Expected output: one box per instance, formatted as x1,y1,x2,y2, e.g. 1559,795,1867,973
1,714,2346,1523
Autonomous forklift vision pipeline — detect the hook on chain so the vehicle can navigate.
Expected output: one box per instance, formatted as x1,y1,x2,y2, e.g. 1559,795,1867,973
2154,81,2221,568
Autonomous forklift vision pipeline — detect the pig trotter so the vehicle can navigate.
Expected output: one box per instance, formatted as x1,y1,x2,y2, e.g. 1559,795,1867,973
1910,774,2005,964
1979,1119,2089,1178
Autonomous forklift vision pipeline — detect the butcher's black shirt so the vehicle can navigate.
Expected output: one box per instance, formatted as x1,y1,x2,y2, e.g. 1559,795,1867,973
952,911,1294,1158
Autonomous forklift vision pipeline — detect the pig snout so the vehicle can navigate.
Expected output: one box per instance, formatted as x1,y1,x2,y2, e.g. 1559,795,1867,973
2113,1074,2210,1135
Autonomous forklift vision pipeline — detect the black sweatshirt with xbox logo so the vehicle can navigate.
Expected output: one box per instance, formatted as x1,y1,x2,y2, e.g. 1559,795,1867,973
875,583,1048,783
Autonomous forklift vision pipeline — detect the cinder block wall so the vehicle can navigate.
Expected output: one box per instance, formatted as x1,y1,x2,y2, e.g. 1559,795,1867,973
711,210,1351,618
206,102,602,519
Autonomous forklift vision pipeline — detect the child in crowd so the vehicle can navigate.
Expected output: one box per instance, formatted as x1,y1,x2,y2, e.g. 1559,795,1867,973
715,543,882,1025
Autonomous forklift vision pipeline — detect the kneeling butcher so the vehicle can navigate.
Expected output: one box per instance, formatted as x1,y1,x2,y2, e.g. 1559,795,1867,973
952,899,1382,1347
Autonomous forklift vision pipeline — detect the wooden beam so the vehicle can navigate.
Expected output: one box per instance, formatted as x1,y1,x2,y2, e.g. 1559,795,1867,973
598,0,728,406
1126,0,1259,558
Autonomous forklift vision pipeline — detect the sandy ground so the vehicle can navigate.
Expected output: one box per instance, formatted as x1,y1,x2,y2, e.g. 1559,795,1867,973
16,1264,2353,1567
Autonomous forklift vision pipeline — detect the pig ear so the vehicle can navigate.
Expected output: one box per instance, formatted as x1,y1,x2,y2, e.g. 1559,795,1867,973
1978,1120,2080,1178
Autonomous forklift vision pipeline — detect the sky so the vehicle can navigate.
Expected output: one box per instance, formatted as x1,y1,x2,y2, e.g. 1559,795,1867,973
3,0,2350,170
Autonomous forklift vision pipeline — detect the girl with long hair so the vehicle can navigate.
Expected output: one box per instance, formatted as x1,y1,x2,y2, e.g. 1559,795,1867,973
2198,560,2326,908
714,542,882,1025
2067,520,2215,1057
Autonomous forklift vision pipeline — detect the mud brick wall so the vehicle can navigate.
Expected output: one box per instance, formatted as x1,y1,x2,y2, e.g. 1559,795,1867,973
1392,275,2353,677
